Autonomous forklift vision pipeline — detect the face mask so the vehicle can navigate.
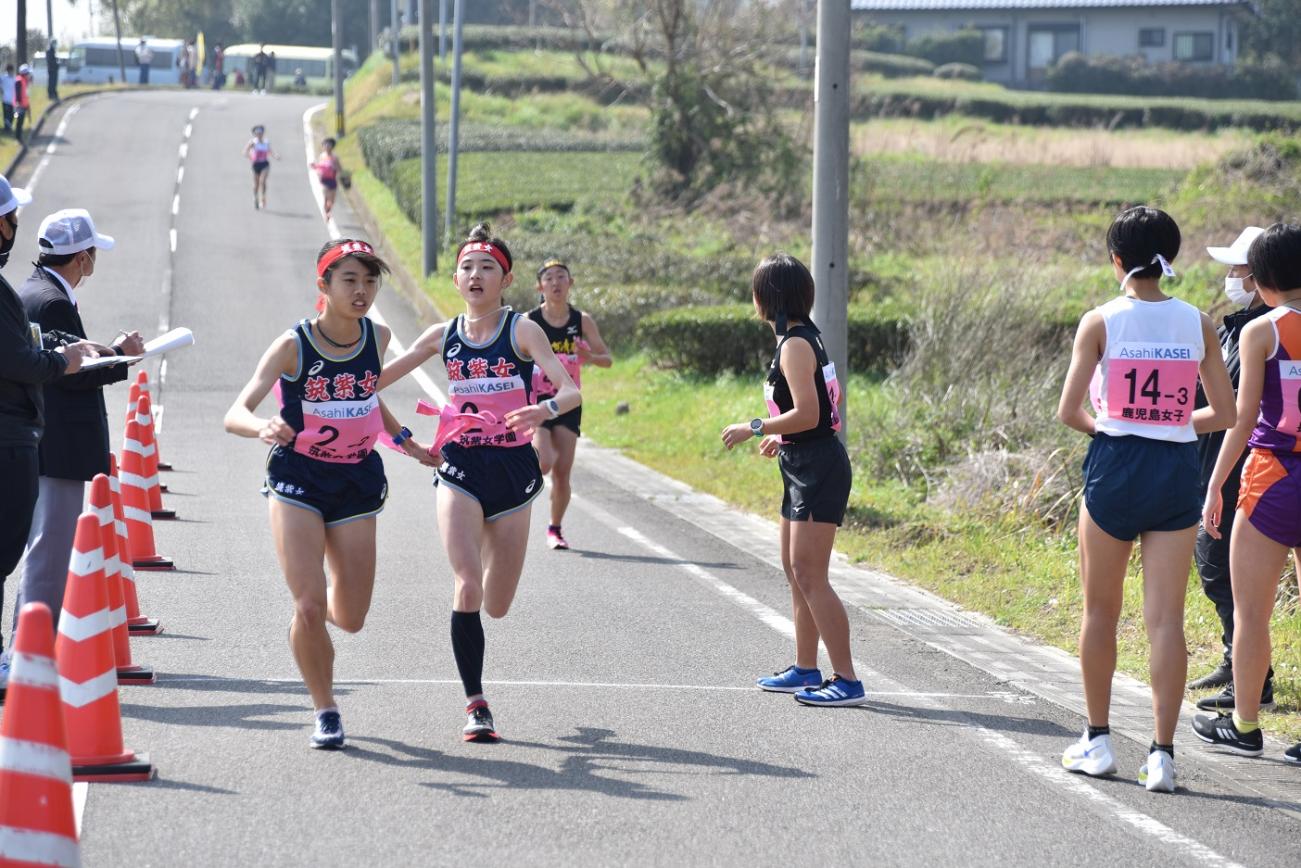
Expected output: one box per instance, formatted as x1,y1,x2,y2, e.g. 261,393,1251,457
1224,276,1255,308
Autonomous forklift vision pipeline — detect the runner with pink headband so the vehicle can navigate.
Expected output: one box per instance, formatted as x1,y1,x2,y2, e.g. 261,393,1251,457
378,223,581,743
528,257,612,550
225,238,434,750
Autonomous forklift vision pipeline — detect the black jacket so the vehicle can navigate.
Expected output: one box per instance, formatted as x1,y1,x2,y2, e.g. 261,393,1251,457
1195,302,1272,499
18,267,129,480
0,269,69,449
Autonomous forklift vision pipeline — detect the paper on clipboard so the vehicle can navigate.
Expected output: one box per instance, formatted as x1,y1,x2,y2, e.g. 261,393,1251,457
79,327,195,370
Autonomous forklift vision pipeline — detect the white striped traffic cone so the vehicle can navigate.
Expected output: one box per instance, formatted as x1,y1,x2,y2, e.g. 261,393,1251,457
0,602,81,868
55,514,154,782
130,371,172,472
128,392,174,520
89,475,154,685
107,453,161,635
120,419,174,571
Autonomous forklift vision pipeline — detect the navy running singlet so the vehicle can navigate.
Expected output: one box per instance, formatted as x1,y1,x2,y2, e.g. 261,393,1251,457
279,317,384,463
441,308,536,448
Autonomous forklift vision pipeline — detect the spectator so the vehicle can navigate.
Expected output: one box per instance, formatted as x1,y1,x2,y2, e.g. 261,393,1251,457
1,65,14,133
45,40,59,103
13,65,31,142
251,44,269,93
267,51,278,92
9,209,143,647
135,39,153,85
211,42,225,89
293,67,307,89
178,39,193,89
0,176,94,690
185,39,199,88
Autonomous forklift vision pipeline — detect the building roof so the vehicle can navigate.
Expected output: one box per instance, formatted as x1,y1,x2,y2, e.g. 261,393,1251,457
853,0,1247,10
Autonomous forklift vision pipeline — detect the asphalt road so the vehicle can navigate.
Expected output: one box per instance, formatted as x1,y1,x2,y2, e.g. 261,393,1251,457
3,89,1300,867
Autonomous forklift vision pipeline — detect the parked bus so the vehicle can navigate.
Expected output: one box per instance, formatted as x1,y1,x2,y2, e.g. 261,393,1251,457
65,37,185,85
222,44,357,90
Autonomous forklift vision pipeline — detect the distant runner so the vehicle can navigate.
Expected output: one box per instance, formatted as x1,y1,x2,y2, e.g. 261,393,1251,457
243,124,278,210
312,137,343,223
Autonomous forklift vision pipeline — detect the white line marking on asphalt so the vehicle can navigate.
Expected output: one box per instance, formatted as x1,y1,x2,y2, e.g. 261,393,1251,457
23,103,80,197
154,403,164,434
178,143,187,160
302,103,448,406
602,518,1242,867
176,166,184,185
171,193,180,215
183,123,192,139
188,107,199,121
168,229,177,253
72,782,87,837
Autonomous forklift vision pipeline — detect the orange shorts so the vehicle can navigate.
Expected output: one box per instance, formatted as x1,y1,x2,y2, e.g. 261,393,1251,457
1237,449,1301,548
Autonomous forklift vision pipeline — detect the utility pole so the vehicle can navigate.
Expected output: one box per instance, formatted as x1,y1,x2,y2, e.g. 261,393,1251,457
110,0,126,84
438,0,447,62
370,0,380,54
811,0,850,439
391,0,400,86
444,0,464,248
17,1,27,65
419,0,438,276
332,0,345,136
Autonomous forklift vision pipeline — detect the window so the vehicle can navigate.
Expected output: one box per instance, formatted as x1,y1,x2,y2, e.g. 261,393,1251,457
1173,32,1214,62
1138,28,1165,48
977,26,1009,64
1028,25,1080,70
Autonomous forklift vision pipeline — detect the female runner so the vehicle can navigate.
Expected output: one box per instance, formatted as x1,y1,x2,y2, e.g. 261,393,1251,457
379,224,580,742
312,137,343,222
721,253,866,708
225,238,431,749
528,258,611,549
242,124,278,210
1057,207,1234,792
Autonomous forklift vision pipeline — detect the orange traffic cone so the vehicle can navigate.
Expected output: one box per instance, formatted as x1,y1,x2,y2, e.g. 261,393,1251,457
129,393,175,520
131,371,172,472
120,418,174,571
108,454,161,635
89,475,154,685
56,513,154,782
0,602,81,867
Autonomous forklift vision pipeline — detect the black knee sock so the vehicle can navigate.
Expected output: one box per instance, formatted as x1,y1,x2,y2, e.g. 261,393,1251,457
450,610,485,699
1150,740,1174,758
1087,725,1110,740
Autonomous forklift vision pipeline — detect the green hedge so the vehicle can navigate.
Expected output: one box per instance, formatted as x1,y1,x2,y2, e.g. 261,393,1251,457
391,24,627,55
909,30,985,68
635,304,910,376
934,62,981,81
1048,52,1298,102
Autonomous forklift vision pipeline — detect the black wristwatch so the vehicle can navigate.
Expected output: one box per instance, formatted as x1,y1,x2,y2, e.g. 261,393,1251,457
749,418,764,438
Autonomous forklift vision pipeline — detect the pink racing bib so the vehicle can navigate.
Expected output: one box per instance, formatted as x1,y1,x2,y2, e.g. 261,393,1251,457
446,374,532,448
532,352,581,398
293,395,383,463
1105,341,1198,426
764,361,842,444
1279,360,1301,435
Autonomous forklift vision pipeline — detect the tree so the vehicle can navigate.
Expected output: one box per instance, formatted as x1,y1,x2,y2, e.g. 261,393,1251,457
236,0,374,53
115,0,241,45
556,0,805,210
1241,0,1301,71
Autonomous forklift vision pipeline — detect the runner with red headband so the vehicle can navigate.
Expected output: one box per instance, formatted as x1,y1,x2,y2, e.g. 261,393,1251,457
311,137,343,222
528,258,611,550
225,238,434,750
242,124,278,210
379,223,580,743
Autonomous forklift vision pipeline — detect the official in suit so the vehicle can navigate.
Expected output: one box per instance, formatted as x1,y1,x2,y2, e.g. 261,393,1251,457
10,208,143,641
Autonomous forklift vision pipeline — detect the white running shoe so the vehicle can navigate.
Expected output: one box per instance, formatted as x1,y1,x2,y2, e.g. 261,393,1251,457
1138,750,1176,793
1062,732,1117,776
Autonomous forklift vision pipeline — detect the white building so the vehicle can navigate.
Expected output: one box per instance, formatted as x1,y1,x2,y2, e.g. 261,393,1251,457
852,0,1252,86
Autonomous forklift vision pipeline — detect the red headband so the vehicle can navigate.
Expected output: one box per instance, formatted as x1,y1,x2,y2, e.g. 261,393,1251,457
317,240,375,278
458,241,510,274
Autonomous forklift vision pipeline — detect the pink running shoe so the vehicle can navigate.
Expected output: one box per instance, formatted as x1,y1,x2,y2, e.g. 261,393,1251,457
546,526,569,550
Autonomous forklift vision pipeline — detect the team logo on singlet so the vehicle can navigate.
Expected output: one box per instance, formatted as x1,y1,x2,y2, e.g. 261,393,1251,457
445,342,463,358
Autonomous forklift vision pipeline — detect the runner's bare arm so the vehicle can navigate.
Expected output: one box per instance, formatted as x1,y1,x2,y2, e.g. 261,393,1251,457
1202,319,1265,539
378,395,438,466
505,318,580,433
1056,311,1105,436
377,321,447,391
721,336,819,449
577,312,612,368
224,332,298,445
1191,312,1236,436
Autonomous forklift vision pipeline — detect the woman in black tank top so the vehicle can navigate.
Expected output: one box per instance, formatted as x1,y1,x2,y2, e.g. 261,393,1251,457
528,258,612,550
720,254,864,707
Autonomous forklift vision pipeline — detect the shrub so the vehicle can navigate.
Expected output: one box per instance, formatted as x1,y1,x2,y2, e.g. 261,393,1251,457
392,24,627,56
506,284,724,349
856,50,935,78
635,304,910,376
1048,52,1298,102
934,63,981,82
908,29,985,68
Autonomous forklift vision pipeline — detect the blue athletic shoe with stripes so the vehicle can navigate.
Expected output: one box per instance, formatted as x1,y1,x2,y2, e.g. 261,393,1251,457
794,675,867,707
757,665,822,693
311,709,346,750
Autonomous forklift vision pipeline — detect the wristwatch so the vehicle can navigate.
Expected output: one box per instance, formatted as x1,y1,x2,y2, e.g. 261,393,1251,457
392,426,413,446
544,399,561,419
749,418,764,438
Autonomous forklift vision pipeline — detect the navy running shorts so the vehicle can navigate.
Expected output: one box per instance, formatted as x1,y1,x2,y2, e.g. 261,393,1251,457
263,447,387,526
321,178,338,190
778,436,852,526
252,160,270,174
1082,432,1199,542
540,405,581,436
436,442,544,521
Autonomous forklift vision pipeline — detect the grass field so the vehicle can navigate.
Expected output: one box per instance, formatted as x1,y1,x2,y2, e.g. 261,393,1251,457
0,83,117,170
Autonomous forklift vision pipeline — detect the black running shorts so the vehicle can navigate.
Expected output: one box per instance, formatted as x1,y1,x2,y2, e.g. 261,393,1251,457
778,436,852,526
263,447,388,526
436,442,544,521
540,405,581,436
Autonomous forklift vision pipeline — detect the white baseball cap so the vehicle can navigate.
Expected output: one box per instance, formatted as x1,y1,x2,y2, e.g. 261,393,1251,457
37,209,115,255
1207,226,1266,266
0,173,32,217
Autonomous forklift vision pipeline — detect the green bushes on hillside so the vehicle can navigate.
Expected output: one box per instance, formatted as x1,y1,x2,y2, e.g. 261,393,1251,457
1048,52,1298,102
635,304,910,375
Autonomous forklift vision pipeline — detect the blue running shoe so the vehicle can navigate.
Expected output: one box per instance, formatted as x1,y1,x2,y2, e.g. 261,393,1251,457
794,675,867,707
311,709,346,750
757,665,822,694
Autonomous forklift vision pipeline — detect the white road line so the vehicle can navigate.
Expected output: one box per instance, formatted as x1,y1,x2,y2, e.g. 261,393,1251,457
188,107,199,121
73,782,87,837
178,143,187,160
22,103,80,198
301,103,447,406
168,228,177,253
183,123,192,139
171,194,180,215
176,166,184,185
598,516,1243,868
